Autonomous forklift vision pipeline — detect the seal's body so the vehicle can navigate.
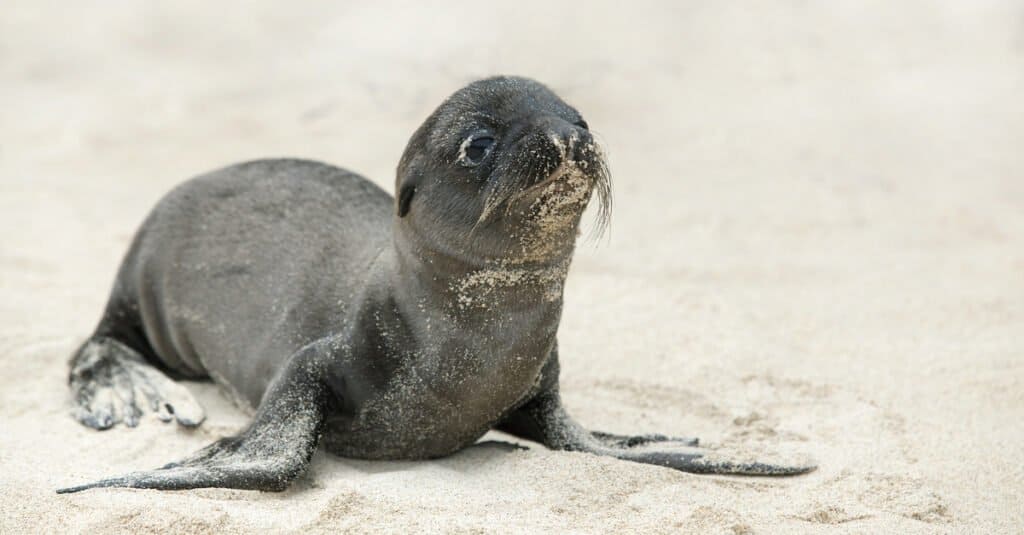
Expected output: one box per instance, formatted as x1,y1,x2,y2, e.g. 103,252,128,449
90,160,552,460
59,77,812,493
122,161,390,409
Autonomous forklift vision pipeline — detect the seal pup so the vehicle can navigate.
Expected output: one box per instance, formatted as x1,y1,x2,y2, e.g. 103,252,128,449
58,76,814,493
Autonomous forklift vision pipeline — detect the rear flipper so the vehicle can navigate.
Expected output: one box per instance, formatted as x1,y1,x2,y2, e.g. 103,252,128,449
69,337,205,429
498,390,815,476
58,344,329,493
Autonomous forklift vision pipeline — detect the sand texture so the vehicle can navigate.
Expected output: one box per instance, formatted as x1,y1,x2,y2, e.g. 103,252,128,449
1,1,1022,533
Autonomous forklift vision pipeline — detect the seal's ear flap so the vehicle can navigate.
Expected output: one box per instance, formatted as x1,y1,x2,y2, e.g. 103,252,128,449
397,183,415,217
396,170,420,218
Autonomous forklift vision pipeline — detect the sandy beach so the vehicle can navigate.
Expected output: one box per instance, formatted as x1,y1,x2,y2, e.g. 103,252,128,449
1,1,1022,532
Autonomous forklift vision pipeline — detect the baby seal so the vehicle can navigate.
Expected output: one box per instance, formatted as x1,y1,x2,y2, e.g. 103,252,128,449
58,76,813,493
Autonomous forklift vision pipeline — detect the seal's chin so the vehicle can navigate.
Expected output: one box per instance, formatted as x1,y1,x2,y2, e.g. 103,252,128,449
527,158,611,230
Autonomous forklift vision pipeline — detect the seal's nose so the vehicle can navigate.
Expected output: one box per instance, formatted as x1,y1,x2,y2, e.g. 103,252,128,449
532,116,596,167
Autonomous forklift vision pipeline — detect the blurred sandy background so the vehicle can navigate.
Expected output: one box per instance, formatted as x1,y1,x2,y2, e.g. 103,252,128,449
1,1,1022,533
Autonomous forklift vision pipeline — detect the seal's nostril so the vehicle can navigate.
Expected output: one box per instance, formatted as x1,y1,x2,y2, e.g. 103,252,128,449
566,131,593,164
571,143,587,164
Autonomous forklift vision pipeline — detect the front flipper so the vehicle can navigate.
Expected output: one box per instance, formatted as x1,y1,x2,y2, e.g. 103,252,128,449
498,390,815,476
58,346,330,493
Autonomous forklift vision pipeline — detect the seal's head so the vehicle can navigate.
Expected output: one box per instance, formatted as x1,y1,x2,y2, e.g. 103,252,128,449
395,76,611,265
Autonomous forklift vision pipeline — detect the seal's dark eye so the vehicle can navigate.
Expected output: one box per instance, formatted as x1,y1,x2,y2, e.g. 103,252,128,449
574,119,589,130
463,136,495,165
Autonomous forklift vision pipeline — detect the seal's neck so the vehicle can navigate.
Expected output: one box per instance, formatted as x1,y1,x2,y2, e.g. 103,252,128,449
389,221,576,319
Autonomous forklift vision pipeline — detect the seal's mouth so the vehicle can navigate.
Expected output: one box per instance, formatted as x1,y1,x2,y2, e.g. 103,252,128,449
477,132,612,239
